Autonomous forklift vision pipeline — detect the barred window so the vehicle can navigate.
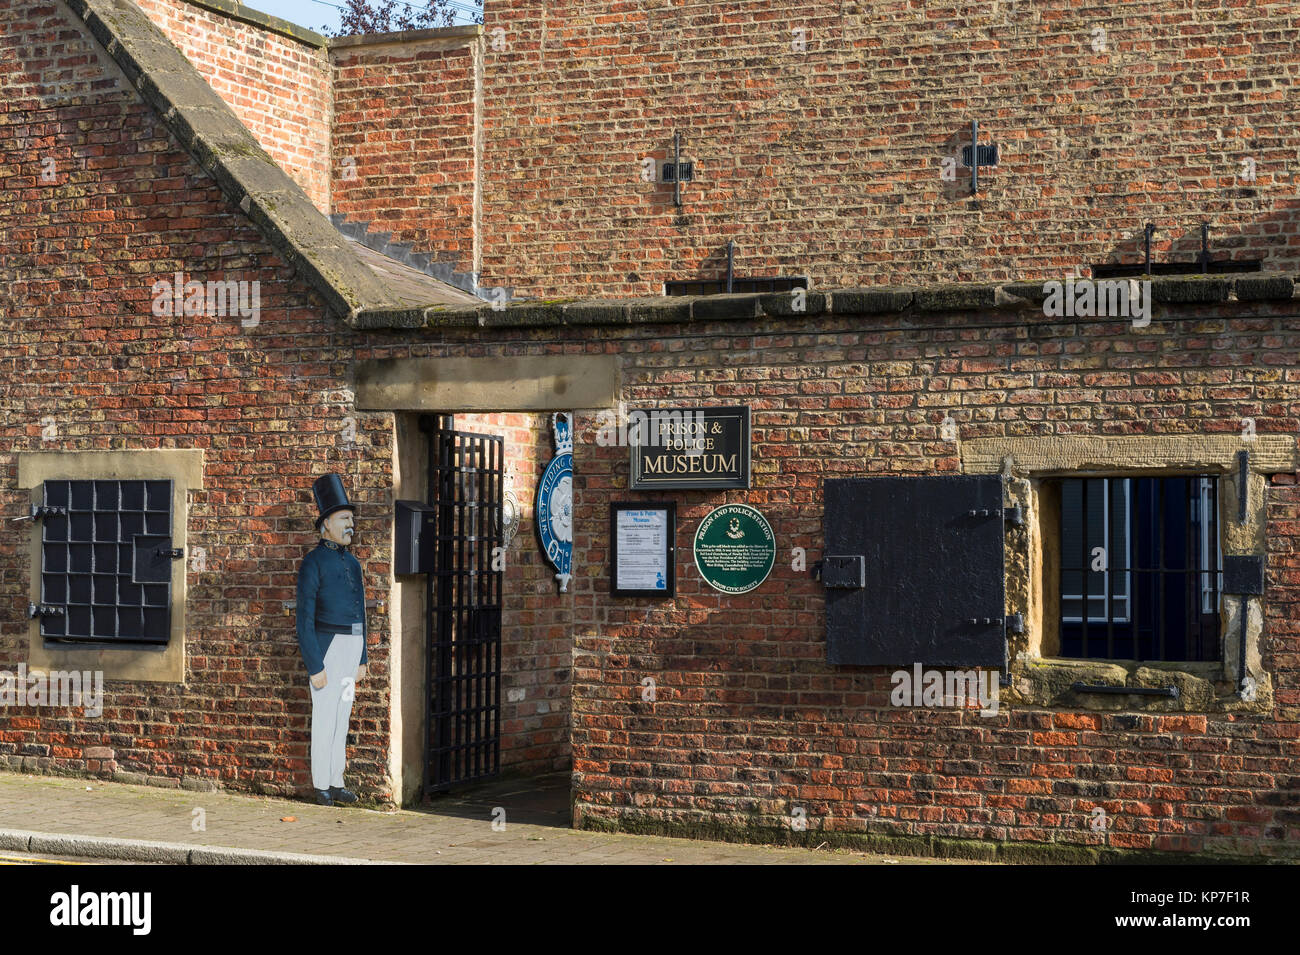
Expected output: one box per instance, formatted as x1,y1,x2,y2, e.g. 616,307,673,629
35,480,176,646
1058,476,1221,662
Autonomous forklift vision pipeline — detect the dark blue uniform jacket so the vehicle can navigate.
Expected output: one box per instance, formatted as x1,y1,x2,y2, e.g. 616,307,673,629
296,538,369,677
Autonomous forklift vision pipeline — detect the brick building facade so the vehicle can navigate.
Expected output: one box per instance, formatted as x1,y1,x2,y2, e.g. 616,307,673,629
2,0,1298,860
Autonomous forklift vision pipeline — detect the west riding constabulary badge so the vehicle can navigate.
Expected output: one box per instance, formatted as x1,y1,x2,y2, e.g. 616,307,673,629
536,412,574,593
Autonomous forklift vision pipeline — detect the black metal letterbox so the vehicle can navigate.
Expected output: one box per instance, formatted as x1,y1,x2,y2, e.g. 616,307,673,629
394,499,435,576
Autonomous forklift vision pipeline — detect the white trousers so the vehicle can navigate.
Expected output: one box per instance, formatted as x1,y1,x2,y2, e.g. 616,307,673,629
309,631,363,792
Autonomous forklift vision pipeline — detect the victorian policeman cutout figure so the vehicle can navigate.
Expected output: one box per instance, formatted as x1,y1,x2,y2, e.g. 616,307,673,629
296,474,368,806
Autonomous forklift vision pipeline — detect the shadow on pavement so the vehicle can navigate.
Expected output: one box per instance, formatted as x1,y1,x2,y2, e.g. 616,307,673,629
412,771,571,829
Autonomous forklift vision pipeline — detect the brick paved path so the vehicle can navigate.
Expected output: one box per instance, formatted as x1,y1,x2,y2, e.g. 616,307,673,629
0,772,977,865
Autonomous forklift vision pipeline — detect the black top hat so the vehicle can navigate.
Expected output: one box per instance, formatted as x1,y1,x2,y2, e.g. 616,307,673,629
312,473,355,528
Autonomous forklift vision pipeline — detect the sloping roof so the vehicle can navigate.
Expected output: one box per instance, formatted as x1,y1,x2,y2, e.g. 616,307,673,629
65,0,480,326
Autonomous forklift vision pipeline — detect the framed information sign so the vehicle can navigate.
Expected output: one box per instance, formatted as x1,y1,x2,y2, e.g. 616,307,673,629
610,502,676,597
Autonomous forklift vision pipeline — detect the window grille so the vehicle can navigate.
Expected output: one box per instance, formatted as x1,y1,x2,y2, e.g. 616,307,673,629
36,480,175,646
1059,476,1221,662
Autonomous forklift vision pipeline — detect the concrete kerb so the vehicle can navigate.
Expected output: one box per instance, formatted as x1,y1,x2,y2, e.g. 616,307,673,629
0,829,397,865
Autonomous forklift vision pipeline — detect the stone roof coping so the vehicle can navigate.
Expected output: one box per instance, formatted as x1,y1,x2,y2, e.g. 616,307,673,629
68,0,477,322
328,24,485,50
398,273,1298,332
168,0,328,48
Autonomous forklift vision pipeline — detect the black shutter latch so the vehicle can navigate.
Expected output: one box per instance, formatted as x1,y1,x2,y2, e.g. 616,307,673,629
821,555,865,589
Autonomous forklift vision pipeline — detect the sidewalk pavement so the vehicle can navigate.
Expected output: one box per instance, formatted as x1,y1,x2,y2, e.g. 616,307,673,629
0,771,977,865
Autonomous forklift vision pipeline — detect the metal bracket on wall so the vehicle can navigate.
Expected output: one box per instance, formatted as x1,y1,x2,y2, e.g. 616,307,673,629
1237,449,1249,523
1071,682,1180,699
962,119,999,193
672,131,684,207
1221,554,1264,699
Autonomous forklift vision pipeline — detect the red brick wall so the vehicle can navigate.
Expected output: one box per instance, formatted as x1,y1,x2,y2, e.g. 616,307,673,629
126,0,1300,302
133,0,333,211
339,301,1299,857
331,35,479,283
0,1,391,798
478,0,1300,298
7,0,1300,855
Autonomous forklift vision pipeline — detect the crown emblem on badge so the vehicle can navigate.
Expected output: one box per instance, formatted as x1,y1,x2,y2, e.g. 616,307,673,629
552,412,573,454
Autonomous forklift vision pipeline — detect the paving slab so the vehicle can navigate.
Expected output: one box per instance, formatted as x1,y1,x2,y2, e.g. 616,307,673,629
0,771,983,865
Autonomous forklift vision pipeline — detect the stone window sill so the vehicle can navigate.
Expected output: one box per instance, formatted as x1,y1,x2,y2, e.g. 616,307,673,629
1004,655,1271,714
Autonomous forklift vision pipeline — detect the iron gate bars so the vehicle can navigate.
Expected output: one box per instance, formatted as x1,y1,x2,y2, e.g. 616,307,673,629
1059,476,1221,662
422,415,504,794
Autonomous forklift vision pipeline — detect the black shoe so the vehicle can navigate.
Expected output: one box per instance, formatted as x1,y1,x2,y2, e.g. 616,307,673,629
314,789,333,806
329,786,358,804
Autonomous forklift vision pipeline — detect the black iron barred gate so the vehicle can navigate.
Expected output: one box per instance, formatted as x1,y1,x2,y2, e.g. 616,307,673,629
421,415,504,794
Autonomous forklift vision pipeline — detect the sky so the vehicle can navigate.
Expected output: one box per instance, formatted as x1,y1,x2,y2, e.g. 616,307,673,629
246,0,480,36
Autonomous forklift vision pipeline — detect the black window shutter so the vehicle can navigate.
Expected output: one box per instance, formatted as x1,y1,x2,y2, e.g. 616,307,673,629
36,480,175,646
823,476,1007,667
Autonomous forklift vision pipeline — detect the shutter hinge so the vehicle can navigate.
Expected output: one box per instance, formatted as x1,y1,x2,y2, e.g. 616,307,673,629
12,503,66,524
156,547,184,560
1006,613,1025,634
28,602,65,619
965,506,1023,525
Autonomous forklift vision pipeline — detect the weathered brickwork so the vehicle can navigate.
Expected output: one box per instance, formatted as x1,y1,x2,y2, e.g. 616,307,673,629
5,0,1300,859
376,303,1299,858
132,0,333,211
0,2,560,800
122,0,1300,302
128,0,1300,303
331,33,480,284
471,0,1300,298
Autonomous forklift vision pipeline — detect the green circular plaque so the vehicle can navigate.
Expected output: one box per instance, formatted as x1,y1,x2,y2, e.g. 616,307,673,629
693,504,776,594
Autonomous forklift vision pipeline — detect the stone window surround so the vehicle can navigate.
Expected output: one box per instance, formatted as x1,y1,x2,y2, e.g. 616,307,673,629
961,436,1299,714
17,450,204,684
